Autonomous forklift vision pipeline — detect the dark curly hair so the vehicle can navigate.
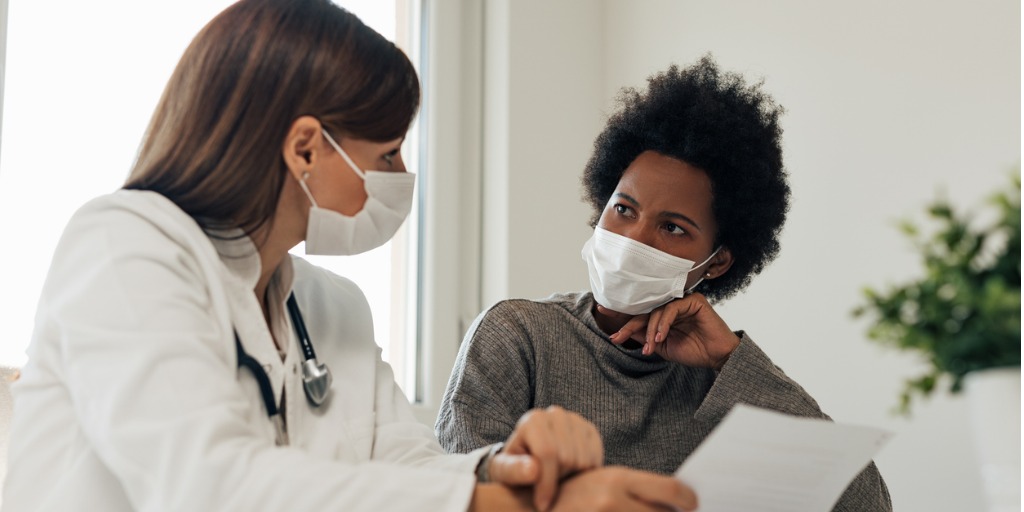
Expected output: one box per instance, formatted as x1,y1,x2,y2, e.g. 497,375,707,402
582,55,790,302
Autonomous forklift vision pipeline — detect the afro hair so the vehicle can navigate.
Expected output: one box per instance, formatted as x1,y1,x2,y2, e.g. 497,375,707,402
582,55,790,302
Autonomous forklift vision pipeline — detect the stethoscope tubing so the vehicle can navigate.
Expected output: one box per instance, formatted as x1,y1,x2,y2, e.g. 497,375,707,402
286,294,317,362
234,334,280,418
234,292,330,445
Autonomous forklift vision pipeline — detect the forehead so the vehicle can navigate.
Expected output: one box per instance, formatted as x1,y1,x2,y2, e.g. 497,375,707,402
615,151,714,215
341,135,406,149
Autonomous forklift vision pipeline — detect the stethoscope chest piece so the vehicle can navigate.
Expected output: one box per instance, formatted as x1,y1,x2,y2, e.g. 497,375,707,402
286,292,333,406
302,359,332,406
236,291,333,444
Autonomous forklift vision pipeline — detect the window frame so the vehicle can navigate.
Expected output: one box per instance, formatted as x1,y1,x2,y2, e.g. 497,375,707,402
407,0,485,425
0,0,478,426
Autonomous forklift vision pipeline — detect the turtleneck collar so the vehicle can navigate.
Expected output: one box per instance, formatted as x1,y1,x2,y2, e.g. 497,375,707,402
570,292,671,374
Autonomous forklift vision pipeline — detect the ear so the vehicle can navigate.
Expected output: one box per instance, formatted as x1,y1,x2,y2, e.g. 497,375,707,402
703,246,734,280
281,116,324,181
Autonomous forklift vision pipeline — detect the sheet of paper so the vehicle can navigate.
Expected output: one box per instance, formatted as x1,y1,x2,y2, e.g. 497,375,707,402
673,404,892,512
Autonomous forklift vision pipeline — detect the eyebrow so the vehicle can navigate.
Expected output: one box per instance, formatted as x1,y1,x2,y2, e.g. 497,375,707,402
384,136,406,151
613,192,702,232
385,137,405,154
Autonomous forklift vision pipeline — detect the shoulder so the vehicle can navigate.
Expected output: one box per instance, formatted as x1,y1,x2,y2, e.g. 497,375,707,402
73,189,201,234
62,190,211,258
476,291,589,326
39,191,228,338
53,190,215,276
462,292,591,353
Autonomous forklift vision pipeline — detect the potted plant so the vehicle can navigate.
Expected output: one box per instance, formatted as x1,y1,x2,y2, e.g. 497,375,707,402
852,171,1020,511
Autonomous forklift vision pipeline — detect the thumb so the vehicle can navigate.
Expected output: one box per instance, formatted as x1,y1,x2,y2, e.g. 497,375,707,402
487,453,540,485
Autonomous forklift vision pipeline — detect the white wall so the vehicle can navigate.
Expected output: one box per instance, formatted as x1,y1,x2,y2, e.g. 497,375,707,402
476,1,1020,510
0,0,7,158
480,0,605,306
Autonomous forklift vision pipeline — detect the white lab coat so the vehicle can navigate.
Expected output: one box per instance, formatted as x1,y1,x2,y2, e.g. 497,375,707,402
3,190,484,511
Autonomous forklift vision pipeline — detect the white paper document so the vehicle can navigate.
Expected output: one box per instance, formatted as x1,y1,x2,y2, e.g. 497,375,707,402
674,404,892,512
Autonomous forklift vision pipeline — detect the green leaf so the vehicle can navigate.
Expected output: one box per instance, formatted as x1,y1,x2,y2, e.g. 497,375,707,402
852,170,1022,416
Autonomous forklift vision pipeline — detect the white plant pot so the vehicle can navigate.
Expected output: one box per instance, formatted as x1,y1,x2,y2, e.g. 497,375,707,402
963,367,1021,512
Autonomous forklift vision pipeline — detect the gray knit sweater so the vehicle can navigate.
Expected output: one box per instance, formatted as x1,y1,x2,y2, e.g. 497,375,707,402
436,292,891,511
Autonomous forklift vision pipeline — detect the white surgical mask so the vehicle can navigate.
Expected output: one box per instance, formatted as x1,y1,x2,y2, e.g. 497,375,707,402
581,227,720,315
296,129,416,256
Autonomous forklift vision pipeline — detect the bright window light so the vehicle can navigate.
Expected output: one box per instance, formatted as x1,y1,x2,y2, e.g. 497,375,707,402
0,1,418,397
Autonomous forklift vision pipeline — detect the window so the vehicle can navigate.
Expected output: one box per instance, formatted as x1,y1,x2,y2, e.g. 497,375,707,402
0,1,422,399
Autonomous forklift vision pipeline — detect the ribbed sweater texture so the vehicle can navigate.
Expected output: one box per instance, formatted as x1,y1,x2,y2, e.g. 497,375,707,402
436,292,891,511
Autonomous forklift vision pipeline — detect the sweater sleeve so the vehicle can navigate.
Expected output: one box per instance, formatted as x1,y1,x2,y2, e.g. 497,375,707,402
695,332,824,422
435,302,536,454
695,333,892,511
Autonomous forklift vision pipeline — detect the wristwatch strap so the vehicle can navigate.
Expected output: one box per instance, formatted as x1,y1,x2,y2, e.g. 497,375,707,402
475,442,505,483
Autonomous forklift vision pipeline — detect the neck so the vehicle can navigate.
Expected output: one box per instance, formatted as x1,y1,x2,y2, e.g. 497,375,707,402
255,256,282,315
254,233,285,321
253,176,309,317
591,304,630,335
591,304,645,350
252,218,303,320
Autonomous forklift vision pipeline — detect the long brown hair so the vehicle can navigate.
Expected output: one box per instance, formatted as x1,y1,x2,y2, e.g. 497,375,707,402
124,0,420,234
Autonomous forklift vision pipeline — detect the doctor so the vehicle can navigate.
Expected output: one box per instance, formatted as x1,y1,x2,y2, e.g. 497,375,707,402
2,1,697,511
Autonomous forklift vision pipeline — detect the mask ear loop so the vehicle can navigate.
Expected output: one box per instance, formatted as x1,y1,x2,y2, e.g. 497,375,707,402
297,171,319,208
321,129,366,180
683,246,722,294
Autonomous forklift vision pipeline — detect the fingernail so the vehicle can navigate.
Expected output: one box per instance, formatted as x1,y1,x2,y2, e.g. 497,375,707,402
656,331,664,343
540,496,552,512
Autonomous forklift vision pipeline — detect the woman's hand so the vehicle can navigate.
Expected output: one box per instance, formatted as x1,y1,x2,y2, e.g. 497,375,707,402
605,293,740,370
486,406,604,511
551,466,698,512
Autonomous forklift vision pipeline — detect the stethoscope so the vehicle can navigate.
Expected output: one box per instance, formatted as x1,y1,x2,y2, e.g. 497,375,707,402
234,292,332,445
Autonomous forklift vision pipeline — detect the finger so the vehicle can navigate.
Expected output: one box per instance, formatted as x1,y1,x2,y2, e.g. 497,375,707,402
582,421,604,468
656,304,679,344
525,414,560,512
487,453,540,485
596,304,633,322
505,411,557,511
612,315,648,345
564,411,602,472
673,295,703,321
550,408,582,474
534,459,558,511
616,501,663,512
645,312,666,355
627,475,698,512
645,308,663,348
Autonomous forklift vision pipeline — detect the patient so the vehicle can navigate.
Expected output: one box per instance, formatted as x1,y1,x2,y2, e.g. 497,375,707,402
436,56,892,511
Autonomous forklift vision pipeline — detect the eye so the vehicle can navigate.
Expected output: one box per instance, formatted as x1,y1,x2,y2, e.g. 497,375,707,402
664,222,687,236
613,204,636,218
382,149,399,165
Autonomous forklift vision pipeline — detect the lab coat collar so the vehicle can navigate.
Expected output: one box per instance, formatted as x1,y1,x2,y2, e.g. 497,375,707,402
206,229,295,296
206,228,299,412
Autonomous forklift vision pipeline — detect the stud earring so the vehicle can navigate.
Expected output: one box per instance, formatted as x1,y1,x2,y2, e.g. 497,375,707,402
704,272,712,278
301,171,311,180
